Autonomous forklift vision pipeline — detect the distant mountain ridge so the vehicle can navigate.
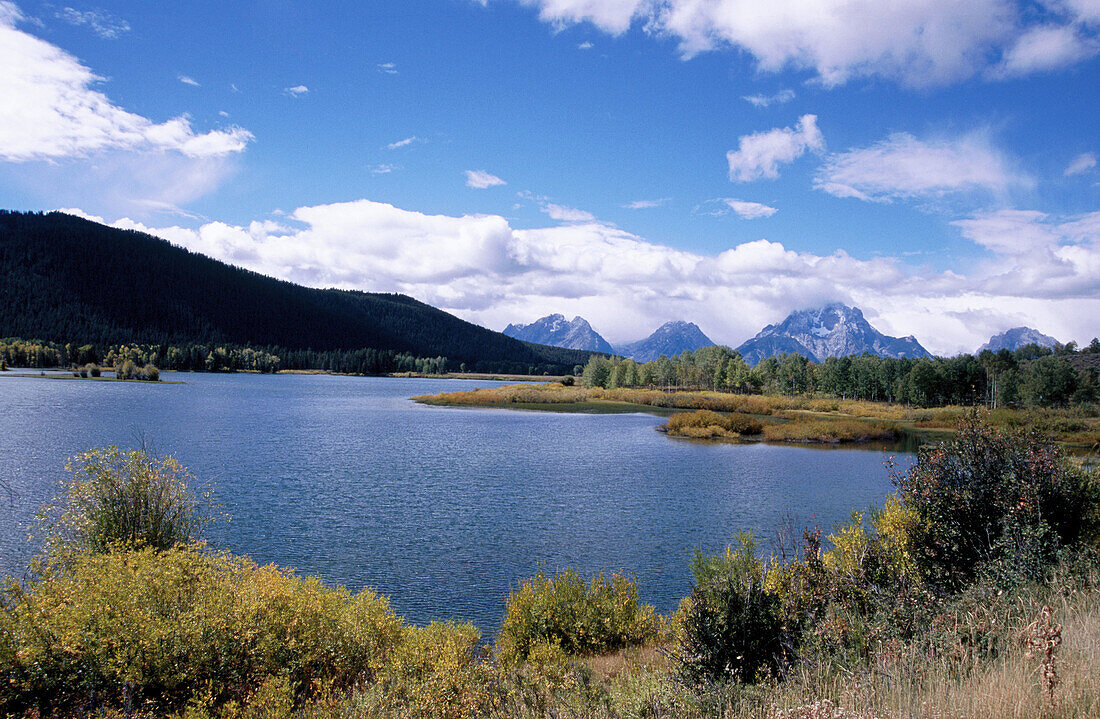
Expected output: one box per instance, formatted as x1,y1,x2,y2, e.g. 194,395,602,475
978,327,1060,353
736,303,931,366
502,314,615,353
615,321,714,362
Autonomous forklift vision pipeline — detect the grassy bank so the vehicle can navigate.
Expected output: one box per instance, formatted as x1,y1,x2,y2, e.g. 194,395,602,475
414,383,1100,449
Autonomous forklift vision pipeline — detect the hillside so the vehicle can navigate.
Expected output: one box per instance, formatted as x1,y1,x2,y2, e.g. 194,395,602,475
0,211,590,373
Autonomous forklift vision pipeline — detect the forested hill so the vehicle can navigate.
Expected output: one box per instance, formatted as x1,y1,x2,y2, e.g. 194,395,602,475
0,210,591,373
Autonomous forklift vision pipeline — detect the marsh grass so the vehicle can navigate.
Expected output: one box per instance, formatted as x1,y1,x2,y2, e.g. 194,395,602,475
415,384,1099,448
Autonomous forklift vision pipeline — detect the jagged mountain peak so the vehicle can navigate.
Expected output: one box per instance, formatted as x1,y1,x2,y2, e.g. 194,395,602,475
978,326,1060,353
737,303,931,366
616,321,715,362
502,314,614,353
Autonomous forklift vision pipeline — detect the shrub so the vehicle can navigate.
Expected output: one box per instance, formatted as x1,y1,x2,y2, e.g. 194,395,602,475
87,363,101,377
675,534,788,686
116,358,138,379
37,446,212,558
896,414,1092,593
0,546,404,715
497,569,656,665
665,410,764,438
364,621,491,719
141,364,161,381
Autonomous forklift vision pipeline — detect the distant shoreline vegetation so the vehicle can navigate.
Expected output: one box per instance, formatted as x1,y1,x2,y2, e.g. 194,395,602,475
414,344,1100,449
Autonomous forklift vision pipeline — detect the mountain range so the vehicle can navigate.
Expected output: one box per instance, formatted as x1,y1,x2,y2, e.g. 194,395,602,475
978,327,1060,353
735,303,932,366
504,315,716,362
0,211,591,373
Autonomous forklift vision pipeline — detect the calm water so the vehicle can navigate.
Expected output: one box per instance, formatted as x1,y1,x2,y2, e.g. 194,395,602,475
0,373,910,633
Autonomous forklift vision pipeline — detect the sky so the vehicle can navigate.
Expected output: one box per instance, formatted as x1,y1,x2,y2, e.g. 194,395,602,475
0,0,1097,355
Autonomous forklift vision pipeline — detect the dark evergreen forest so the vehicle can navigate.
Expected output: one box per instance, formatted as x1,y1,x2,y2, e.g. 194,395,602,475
0,211,591,374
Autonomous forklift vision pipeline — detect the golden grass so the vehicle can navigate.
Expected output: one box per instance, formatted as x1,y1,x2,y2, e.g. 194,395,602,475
414,383,1098,449
665,410,765,439
762,418,901,444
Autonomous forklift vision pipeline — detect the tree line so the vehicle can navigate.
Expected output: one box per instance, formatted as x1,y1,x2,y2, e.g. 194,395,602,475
0,338,451,376
579,341,1100,408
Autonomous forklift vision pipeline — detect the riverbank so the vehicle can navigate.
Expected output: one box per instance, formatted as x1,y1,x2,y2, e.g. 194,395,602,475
414,382,1100,449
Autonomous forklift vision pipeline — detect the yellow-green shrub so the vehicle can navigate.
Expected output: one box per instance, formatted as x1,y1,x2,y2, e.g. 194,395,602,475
497,570,656,665
0,546,403,715
364,621,491,719
664,409,764,438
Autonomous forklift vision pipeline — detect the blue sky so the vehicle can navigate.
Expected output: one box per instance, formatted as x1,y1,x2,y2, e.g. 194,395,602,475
0,0,1098,353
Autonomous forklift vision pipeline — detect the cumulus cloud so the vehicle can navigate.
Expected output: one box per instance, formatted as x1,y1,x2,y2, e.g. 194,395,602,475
68,198,1100,354
815,131,1031,202
377,62,398,74
0,6,253,162
727,114,824,182
505,0,1100,87
465,169,506,188
742,89,795,108
577,41,594,49
56,7,130,39
284,85,309,97
1065,152,1097,176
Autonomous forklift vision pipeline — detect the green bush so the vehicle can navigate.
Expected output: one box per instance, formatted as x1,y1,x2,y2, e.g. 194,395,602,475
897,414,1092,593
37,446,212,558
141,364,161,381
675,534,788,686
497,569,656,664
0,546,404,715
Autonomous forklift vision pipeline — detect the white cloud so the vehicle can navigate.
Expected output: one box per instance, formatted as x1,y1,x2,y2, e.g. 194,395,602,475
465,169,506,188
727,114,824,182
178,74,200,87
718,199,778,219
377,62,398,74
507,0,1100,87
370,163,396,175
0,6,252,162
623,198,669,209
56,7,130,39
387,136,422,149
815,131,1031,202
284,85,309,97
992,23,1098,77
742,89,795,108
73,198,1100,354
577,41,594,49
541,203,596,222
1065,152,1097,176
